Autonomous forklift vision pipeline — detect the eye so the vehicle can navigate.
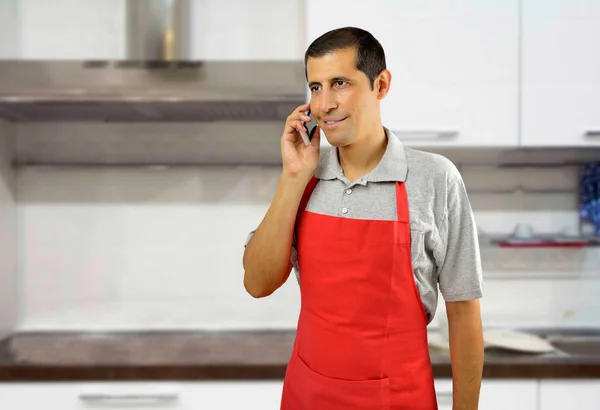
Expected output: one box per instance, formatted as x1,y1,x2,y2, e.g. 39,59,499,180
310,85,321,92
334,80,348,87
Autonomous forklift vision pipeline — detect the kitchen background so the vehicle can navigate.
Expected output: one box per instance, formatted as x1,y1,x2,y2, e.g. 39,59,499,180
0,0,599,409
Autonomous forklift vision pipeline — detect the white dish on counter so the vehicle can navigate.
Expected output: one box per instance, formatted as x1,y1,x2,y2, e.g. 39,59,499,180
429,326,556,354
483,329,555,353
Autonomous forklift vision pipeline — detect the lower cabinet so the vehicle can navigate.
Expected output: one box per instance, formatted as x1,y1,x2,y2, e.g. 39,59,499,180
0,381,285,410
435,379,538,410
2,378,598,409
539,380,600,410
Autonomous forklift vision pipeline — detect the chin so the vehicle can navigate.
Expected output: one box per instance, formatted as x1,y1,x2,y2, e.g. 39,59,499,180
329,137,354,148
324,137,345,148
322,127,355,147
320,131,342,146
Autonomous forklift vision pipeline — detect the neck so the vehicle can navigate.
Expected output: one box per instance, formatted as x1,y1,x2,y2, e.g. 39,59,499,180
338,126,388,182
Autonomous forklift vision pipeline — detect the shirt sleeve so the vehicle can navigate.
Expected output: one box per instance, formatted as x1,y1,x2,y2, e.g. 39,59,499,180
244,230,256,247
434,177,483,302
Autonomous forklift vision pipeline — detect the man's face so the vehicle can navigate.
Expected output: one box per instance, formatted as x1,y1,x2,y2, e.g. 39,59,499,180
306,47,388,147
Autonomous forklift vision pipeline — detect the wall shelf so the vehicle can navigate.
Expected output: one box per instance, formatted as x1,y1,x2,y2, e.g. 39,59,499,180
480,244,600,273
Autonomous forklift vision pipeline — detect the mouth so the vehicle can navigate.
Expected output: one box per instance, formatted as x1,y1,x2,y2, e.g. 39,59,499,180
321,117,347,129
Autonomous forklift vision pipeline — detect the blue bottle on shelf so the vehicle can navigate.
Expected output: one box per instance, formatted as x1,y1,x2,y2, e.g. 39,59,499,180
579,162,600,237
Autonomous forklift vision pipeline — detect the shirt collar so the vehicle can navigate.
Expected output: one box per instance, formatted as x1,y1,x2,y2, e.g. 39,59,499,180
314,127,408,184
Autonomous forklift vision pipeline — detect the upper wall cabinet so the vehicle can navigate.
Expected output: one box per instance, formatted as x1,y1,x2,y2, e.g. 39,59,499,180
0,0,18,59
13,0,304,61
18,0,126,60
521,0,600,147
189,0,304,60
306,0,520,148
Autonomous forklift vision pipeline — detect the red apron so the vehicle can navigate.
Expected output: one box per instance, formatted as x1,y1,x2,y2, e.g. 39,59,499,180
280,176,438,410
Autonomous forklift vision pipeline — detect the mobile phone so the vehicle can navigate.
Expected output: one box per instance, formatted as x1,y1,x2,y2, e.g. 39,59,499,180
299,108,315,146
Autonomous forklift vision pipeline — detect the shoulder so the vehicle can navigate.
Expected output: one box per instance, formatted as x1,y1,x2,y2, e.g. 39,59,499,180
404,147,463,189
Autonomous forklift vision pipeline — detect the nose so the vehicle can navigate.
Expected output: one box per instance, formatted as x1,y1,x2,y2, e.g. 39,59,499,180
319,89,338,113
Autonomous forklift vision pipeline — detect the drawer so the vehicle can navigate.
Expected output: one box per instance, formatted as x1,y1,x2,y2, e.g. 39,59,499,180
0,381,284,410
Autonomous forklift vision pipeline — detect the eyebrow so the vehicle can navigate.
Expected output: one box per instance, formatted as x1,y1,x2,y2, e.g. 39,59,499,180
308,76,352,88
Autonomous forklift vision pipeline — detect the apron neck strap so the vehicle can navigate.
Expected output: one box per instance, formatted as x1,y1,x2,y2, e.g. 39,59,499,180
395,181,410,223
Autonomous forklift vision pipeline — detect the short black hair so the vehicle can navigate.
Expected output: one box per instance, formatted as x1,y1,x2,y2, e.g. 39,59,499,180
304,27,387,90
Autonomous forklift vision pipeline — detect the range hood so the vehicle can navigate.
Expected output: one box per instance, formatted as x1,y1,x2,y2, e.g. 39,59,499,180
0,60,306,122
0,0,306,123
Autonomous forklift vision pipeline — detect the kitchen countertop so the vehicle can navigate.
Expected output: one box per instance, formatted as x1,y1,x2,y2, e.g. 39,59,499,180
0,329,599,382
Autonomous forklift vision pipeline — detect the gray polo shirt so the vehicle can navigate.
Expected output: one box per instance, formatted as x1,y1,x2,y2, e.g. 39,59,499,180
246,128,483,323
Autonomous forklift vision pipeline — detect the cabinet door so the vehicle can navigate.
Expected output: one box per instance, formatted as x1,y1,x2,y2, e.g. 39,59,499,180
521,0,600,147
434,379,455,409
435,378,538,410
540,380,600,410
17,0,304,61
480,380,538,410
17,0,126,59
0,120,16,337
306,0,520,148
190,0,304,60
0,0,18,59
0,381,284,410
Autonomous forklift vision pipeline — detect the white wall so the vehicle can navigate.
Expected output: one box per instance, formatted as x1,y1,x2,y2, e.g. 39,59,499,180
11,123,600,331
0,119,17,338
16,165,301,331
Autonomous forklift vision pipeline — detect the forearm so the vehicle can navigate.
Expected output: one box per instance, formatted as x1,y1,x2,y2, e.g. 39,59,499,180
243,174,308,298
446,300,484,410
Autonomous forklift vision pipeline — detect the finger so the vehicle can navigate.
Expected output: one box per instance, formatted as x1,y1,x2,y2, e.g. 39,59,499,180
283,119,306,136
291,104,311,122
298,113,312,122
283,131,301,149
288,110,311,124
285,104,310,129
295,102,310,113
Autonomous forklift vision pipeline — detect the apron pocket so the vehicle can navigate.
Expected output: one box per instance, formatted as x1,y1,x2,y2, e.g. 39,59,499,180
287,351,391,410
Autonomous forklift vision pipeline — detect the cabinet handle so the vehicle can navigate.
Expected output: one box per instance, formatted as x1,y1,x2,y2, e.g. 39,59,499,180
392,130,459,140
436,391,453,406
585,131,600,138
78,393,180,404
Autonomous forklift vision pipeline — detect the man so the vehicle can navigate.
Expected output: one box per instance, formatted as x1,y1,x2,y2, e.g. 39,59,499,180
243,26,484,410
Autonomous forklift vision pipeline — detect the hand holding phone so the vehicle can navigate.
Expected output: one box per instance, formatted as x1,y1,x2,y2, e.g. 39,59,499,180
281,104,320,182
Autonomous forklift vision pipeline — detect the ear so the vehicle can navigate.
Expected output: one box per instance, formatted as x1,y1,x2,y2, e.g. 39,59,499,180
375,69,392,100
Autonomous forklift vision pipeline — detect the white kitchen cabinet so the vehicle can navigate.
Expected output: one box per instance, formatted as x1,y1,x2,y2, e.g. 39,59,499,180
434,379,455,409
190,0,305,60
17,0,126,60
0,379,540,409
521,0,600,147
540,380,600,410
306,0,520,148
435,379,538,410
479,380,539,410
0,381,285,410
0,119,16,338
0,0,18,59
15,0,304,61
